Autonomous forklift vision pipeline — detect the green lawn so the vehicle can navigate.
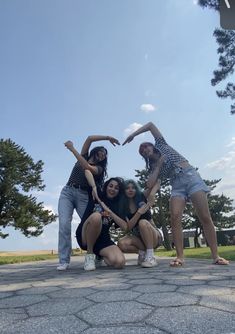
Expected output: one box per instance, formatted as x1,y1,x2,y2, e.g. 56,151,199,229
0,254,58,265
0,249,83,265
156,245,235,261
0,246,234,265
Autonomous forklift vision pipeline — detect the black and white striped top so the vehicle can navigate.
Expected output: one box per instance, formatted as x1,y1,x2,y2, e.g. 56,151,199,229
67,154,103,190
154,136,188,180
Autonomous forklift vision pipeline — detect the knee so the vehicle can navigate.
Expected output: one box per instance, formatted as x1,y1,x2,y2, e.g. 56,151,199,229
138,219,149,230
117,239,129,252
108,253,126,269
88,212,102,227
113,255,126,269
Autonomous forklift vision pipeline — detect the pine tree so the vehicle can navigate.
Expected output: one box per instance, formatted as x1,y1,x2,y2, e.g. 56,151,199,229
0,139,57,238
198,0,235,114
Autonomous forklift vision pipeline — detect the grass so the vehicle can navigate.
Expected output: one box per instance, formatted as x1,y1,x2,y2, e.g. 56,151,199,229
0,246,234,265
0,249,83,265
0,254,58,265
156,245,235,261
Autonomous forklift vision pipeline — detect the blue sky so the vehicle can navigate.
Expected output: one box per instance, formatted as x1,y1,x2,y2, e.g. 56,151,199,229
1,0,235,251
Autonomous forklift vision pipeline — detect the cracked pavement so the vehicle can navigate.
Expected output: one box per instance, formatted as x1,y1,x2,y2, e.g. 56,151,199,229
0,255,234,334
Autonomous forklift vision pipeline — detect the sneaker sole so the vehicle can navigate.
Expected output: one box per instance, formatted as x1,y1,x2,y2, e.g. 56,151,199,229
84,266,96,271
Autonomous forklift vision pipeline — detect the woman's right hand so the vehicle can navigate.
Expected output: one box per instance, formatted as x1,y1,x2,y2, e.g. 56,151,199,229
64,140,74,150
137,203,150,215
122,134,134,146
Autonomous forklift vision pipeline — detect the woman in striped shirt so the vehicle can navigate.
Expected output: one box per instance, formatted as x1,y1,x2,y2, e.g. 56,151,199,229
123,122,229,267
57,135,119,271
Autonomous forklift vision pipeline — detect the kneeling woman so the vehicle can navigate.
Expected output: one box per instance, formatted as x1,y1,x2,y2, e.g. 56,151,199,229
118,179,163,268
76,172,150,271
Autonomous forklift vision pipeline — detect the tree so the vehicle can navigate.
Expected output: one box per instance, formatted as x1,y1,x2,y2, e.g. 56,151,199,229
135,169,235,249
198,0,235,114
185,178,235,247
0,139,57,239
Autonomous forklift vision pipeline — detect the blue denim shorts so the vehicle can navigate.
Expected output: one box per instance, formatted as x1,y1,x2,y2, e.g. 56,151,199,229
170,166,209,200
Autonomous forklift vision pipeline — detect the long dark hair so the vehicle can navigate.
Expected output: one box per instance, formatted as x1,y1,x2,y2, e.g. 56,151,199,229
119,179,143,219
139,142,160,172
101,177,125,215
88,146,108,186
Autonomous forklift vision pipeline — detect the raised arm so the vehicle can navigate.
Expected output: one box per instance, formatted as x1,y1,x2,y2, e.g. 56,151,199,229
84,170,100,202
145,154,165,190
144,180,161,206
122,122,163,146
81,135,120,155
64,140,100,175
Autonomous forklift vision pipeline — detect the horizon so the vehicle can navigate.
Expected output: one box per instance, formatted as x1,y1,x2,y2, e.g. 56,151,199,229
1,0,235,251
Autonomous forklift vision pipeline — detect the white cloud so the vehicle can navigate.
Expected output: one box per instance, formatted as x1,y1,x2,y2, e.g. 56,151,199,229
34,186,62,200
193,0,198,5
124,122,143,137
206,136,235,201
212,178,235,204
206,150,235,171
140,104,156,113
43,204,56,214
226,137,235,148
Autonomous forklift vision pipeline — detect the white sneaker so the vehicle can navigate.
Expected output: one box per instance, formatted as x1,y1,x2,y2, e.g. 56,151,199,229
141,257,158,268
57,263,69,271
95,255,103,268
84,253,96,271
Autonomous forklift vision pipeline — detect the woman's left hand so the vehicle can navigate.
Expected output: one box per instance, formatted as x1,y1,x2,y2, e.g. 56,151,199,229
108,136,120,146
92,187,100,202
100,202,111,214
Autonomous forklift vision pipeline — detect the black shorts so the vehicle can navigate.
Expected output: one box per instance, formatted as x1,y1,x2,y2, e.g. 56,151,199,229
76,223,115,256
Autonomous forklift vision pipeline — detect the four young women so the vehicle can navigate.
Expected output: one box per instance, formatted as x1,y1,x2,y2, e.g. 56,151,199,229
58,124,229,270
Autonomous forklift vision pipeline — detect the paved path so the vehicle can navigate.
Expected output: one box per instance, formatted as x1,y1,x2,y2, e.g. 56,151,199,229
0,255,235,334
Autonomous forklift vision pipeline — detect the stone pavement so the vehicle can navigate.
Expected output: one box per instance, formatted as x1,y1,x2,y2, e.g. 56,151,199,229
0,254,235,334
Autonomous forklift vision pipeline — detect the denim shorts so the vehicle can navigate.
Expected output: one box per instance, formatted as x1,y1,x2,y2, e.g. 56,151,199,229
170,166,209,200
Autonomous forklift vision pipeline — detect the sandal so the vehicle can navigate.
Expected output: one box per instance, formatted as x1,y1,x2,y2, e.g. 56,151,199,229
170,258,184,267
213,257,229,265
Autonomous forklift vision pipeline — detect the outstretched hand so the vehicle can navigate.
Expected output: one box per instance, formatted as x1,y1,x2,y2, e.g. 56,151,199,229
138,203,150,215
64,140,74,150
108,136,120,146
100,201,111,214
122,134,134,146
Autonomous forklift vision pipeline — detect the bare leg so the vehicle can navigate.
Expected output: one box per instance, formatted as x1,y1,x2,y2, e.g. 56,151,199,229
118,235,145,253
99,245,125,269
190,191,228,263
82,212,102,253
169,196,186,265
138,220,160,249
